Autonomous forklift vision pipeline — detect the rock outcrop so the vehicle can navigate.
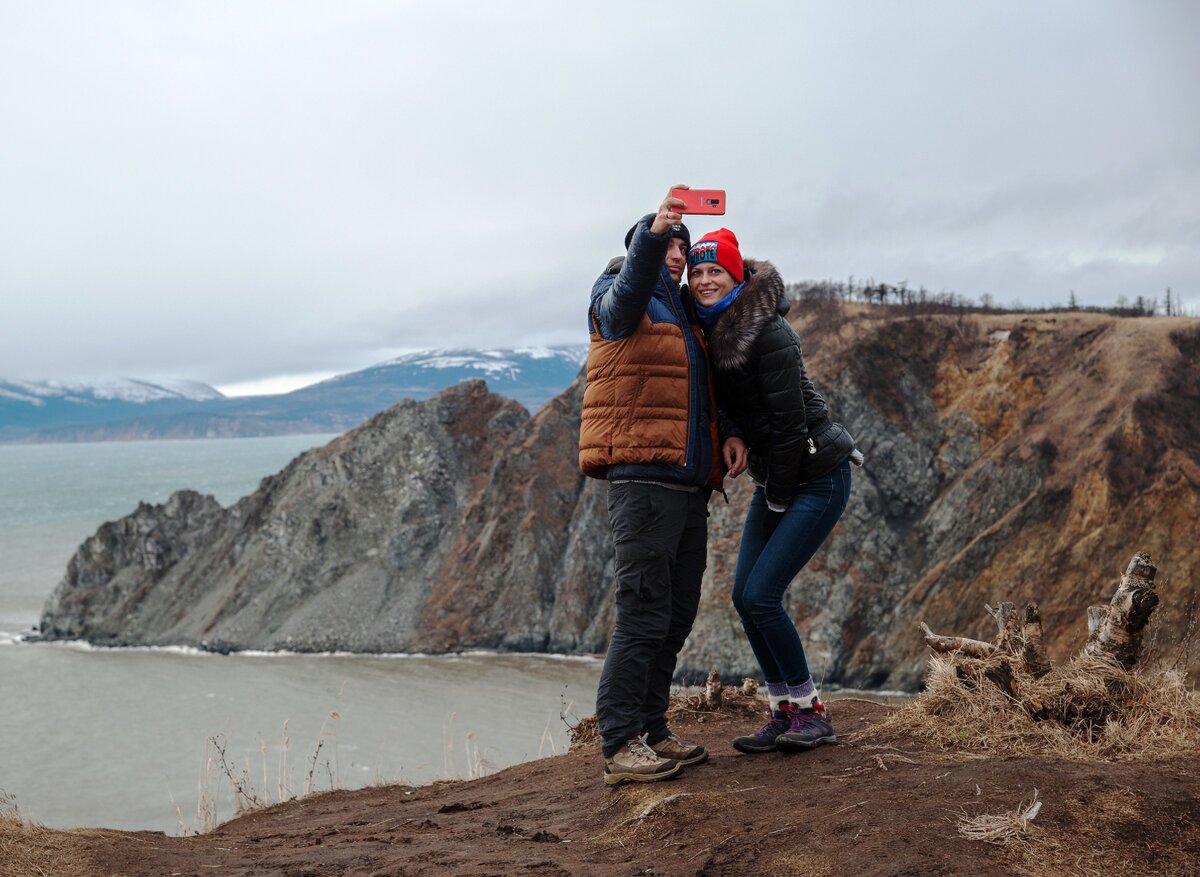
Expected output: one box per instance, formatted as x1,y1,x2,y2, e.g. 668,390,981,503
40,308,1200,690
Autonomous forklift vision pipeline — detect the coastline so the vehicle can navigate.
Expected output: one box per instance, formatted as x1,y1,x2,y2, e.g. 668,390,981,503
4,635,608,664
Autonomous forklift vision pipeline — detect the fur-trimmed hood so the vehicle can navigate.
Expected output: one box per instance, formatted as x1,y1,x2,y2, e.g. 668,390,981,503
703,259,789,371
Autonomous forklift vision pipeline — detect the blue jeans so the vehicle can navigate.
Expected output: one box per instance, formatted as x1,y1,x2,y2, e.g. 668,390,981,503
731,461,852,686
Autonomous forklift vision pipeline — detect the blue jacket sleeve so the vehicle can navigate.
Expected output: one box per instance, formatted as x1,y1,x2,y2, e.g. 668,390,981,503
589,214,669,340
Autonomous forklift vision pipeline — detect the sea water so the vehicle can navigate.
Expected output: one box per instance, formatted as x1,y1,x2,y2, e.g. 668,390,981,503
0,437,600,833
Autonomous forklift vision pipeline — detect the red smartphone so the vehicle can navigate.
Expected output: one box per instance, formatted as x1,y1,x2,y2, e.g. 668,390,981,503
671,187,726,215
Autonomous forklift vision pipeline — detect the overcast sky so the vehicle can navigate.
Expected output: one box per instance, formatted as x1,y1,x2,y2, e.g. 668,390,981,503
2,1,1197,395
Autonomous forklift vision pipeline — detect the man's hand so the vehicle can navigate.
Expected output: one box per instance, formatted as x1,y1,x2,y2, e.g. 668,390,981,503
723,436,748,478
650,184,689,235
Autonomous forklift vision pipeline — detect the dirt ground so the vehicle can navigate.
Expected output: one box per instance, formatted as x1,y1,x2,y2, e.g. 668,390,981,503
6,696,1200,877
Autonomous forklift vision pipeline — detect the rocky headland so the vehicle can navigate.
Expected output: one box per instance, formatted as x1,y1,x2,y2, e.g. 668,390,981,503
38,306,1200,690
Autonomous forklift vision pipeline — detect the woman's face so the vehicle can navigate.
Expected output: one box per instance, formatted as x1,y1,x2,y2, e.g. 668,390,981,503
688,263,737,307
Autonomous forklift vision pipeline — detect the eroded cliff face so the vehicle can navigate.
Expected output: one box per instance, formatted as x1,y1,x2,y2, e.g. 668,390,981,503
40,310,1200,689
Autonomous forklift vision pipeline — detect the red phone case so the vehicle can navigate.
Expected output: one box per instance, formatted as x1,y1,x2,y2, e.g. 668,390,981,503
671,188,726,215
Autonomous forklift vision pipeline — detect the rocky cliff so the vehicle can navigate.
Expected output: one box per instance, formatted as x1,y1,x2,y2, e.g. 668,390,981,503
39,308,1200,690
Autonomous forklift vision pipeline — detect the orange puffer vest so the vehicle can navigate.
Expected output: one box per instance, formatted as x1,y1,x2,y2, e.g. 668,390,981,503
579,313,722,490
580,311,691,475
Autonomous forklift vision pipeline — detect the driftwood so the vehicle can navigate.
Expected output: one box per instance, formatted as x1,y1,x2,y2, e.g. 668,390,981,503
686,669,725,711
1083,552,1160,669
918,623,997,660
704,668,723,709
919,552,1162,729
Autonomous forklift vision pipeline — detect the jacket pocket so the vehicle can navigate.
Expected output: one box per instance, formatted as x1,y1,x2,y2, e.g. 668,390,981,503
797,421,856,483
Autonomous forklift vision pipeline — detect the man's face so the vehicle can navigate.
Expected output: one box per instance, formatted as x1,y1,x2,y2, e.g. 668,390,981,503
665,237,688,282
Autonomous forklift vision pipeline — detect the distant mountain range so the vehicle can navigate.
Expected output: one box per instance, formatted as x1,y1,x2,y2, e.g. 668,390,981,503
0,346,587,443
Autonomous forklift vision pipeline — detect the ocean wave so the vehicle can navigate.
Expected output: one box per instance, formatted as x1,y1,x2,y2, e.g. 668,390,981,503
17,639,603,664
36,640,211,656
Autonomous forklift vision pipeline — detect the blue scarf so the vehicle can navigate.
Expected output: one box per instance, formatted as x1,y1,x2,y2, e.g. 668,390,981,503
694,281,746,330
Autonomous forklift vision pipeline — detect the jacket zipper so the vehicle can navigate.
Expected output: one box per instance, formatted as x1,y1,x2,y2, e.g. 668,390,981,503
662,265,698,474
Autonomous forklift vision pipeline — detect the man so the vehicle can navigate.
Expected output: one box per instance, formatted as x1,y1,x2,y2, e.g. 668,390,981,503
579,185,747,786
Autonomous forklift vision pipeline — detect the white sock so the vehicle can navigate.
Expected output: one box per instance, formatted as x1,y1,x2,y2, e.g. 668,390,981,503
787,677,818,709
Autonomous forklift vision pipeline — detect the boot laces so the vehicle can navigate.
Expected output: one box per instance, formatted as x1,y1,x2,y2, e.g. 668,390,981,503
755,711,789,736
792,700,830,732
627,738,661,764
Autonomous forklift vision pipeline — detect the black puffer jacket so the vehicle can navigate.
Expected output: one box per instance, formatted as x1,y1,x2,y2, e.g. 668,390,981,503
704,259,842,508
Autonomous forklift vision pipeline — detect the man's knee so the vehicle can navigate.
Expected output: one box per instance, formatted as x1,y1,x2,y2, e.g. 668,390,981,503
610,615,672,650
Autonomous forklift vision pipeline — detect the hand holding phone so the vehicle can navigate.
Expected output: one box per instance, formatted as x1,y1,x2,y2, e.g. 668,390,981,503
670,187,726,215
652,185,690,234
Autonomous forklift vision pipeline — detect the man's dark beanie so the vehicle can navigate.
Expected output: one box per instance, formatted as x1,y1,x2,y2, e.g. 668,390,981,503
625,221,691,251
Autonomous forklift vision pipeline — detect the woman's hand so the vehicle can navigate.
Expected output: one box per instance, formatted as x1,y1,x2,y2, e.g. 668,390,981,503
650,184,689,235
723,436,748,478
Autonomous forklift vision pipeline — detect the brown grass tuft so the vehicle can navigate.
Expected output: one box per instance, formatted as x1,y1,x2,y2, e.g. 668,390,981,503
767,852,836,877
0,803,113,877
568,687,766,752
591,787,757,850
993,784,1200,877
956,789,1043,846
863,656,1200,761
566,713,599,750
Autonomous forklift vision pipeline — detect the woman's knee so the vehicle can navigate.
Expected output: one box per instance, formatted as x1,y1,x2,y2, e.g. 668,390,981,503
733,584,781,625
731,584,754,620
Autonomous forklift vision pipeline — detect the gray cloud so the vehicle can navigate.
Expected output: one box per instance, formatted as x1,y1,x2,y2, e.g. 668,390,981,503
1,1,1197,386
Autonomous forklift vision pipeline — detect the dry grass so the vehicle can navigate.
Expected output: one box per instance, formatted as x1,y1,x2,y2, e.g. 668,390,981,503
567,712,599,750
992,785,1200,877
568,687,765,751
956,789,1042,846
864,655,1200,761
0,795,111,877
766,852,836,877
590,787,752,851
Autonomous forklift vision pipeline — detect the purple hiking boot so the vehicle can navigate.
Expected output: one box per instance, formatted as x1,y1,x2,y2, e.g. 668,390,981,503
775,698,837,751
732,706,792,754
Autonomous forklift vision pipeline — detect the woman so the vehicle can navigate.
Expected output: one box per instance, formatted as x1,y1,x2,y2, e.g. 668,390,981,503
687,228,858,754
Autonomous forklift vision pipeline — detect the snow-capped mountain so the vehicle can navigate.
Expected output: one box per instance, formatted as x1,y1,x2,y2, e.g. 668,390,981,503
376,346,587,379
0,378,224,407
311,346,587,399
0,377,227,442
274,344,587,425
0,345,588,443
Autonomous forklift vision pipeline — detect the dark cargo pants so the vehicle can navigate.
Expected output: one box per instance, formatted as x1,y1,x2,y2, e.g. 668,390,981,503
596,481,708,758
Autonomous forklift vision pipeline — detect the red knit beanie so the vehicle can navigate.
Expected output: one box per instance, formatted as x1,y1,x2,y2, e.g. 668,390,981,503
688,228,744,283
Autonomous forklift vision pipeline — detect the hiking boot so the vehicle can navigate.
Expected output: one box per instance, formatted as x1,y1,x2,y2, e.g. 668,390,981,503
732,707,792,754
648,732,707,766
775,699,837,751
603,738,682,787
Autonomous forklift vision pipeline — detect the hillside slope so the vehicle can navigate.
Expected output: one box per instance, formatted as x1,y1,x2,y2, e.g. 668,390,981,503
7,697,1199,876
